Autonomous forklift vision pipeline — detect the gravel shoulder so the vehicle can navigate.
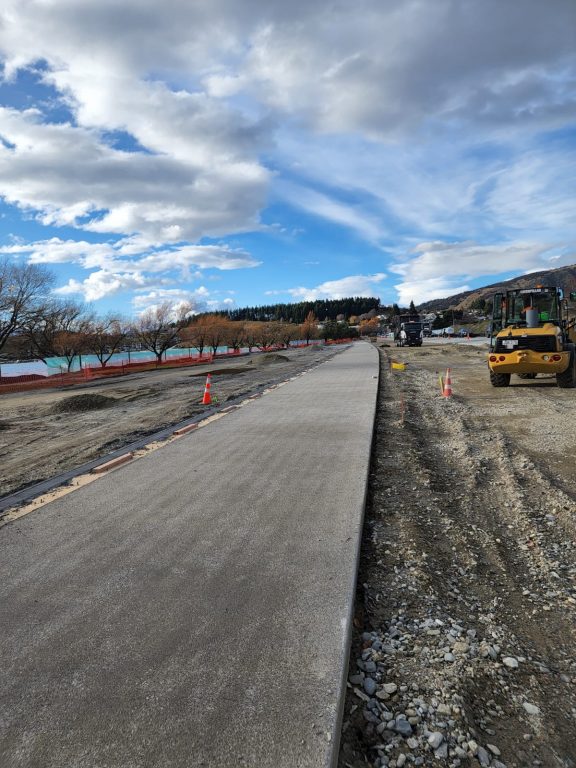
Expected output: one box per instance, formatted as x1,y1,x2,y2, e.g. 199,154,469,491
0,346,336,501
339,341,576,768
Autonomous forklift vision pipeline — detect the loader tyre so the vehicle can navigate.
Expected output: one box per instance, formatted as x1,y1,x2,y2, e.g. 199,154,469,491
490,370,511,387
557,349,576,388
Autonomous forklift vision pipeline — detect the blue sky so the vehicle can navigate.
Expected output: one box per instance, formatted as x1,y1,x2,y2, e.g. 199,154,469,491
0,0,575,317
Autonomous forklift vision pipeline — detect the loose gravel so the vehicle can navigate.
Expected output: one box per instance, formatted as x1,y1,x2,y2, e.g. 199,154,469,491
339,343,576,768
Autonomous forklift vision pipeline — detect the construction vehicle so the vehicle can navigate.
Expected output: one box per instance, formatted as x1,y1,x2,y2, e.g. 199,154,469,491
488,286,576,387
393,314,423,347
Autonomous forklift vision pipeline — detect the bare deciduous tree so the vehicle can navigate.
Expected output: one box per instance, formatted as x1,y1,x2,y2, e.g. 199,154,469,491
275,322,298,348
132,302,191,363
254,321,281,351
0,259,54,353
222,321,246,352
300,311,318,345
203,316,231,355
85,315,127,367
243,321,261,353
180,317,208,357
22,300,89,369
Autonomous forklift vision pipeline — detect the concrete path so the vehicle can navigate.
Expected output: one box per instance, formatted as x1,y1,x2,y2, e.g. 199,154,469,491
0,342,379,768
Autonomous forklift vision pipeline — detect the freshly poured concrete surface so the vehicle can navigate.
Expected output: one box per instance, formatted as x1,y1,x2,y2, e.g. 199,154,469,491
0,342,379,768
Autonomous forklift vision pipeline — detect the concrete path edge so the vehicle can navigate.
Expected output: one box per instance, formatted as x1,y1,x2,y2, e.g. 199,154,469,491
328,343,379,766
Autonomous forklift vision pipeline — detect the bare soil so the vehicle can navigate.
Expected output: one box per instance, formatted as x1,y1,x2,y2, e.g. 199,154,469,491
339,341,576,768
0,346,334,500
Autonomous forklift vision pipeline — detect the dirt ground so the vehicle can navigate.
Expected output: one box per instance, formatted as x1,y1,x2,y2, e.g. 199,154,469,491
0,345,335,501
339,341,576,768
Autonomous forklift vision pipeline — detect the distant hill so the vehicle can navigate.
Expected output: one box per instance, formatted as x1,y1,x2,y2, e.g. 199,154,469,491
418,263,576,313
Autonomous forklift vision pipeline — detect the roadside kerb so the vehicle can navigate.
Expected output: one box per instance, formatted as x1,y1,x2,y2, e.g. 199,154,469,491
0,342,379,768
91,452,134,473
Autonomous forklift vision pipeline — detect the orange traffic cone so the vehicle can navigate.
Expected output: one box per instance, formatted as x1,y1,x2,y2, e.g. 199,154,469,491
202,373,212,405
443,367,452,398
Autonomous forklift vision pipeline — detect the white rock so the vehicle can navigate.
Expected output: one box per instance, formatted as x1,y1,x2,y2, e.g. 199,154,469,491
503,656,519,669
487,743,501,756
453,641,470,654
523,702,541,715
383,683,398,694
406,737,419,749
468,739,478,755
428,732,444,749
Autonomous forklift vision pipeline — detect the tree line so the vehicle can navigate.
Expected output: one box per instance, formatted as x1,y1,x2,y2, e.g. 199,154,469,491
0,260,370,372
210,296,381,323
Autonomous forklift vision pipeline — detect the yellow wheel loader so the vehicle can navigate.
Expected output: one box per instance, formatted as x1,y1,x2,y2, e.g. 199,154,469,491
488,286,576,388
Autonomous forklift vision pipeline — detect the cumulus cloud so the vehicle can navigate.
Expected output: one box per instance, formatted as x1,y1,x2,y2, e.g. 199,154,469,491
54,271,157,302
393,241,576,305
4,237,259,302
132,288,209,311
0,237,116,264
285,273,386,301
242,0,576,138
0,107,269,242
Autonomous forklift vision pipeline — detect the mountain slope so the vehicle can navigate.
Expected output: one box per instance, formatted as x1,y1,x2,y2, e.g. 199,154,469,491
418,263,576,313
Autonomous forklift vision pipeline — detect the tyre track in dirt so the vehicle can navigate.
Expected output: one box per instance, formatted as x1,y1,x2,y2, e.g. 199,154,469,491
339,343,576,768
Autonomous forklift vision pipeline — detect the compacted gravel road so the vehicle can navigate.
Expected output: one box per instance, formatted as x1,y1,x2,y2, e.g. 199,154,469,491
339,342,576,768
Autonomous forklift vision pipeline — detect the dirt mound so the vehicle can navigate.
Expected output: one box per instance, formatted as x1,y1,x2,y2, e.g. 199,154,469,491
53,394,116,413
250,353,289,366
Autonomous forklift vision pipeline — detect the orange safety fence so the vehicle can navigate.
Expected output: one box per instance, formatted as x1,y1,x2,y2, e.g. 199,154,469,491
0,342,326,395
0,352,215,395
324,337,356,345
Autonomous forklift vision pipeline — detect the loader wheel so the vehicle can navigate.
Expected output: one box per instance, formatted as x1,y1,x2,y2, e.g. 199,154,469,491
490,371,511,387
557,350,576,388
517,373,537,379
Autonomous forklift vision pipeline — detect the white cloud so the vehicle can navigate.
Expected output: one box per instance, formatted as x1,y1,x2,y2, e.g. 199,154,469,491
0,0,574,310
0,237,115,264
55,271,158,302
286,273,386,301
486,149,576,237
393,241,576,305
132,288,208,312
276,180,386,243
138,245,260,273
7,237,259,302
0,107,269,242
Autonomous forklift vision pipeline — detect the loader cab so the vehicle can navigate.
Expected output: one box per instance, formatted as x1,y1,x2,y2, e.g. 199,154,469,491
508,288,560,327
491,287,561,337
